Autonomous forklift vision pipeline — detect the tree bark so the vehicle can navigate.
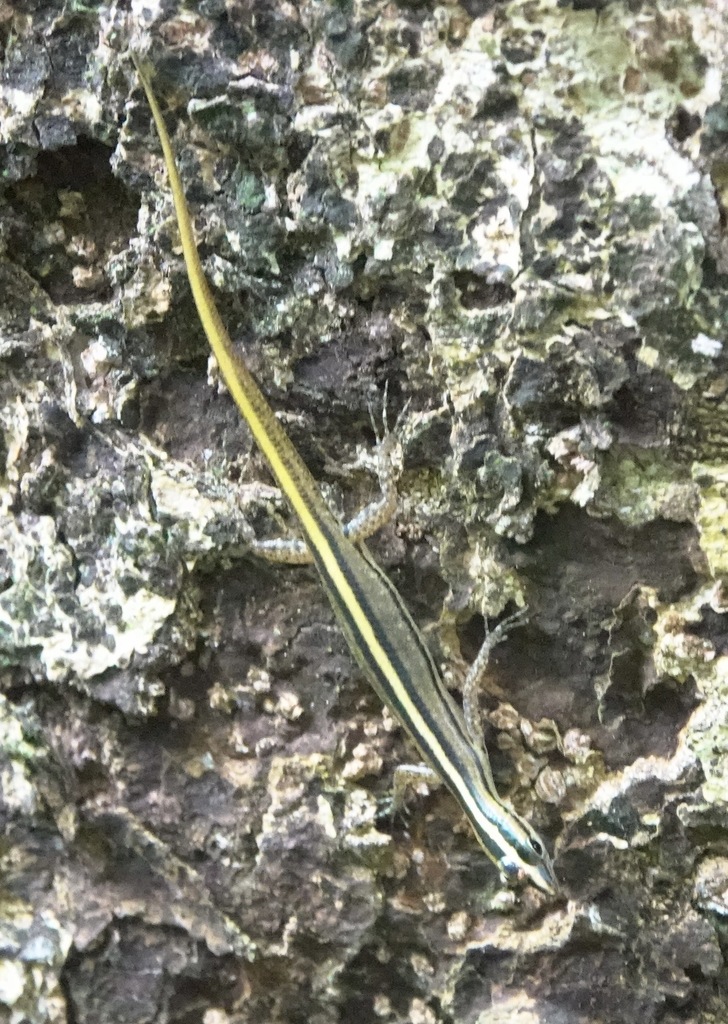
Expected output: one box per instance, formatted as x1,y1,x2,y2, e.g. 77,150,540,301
1,2,728,1022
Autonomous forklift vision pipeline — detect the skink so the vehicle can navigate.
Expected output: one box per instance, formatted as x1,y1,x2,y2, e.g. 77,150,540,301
132,54,558,894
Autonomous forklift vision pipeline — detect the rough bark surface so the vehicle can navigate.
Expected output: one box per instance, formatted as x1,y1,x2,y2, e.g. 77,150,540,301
2,1,728,1022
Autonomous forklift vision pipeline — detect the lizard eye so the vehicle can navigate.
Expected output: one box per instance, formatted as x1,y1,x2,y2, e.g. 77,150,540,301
530,837,544,858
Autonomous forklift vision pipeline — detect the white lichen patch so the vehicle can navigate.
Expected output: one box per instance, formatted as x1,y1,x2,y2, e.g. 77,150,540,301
0,452,184,687
590,577,728,844
340,742,383,782
0,45,46,143
0,959,25,1007
0,395,30,492
150,460,250,558
652,598,717,684
461,544,525,614
0,896,73,1021
0,758,37,817
120,234,174,328
584,736,698,825
525,5,708,194
692,462,728,579
694,856,728,917
685,655,728,807
354,108,439,210
261,754,330,821
0,697,39,818
0,515,74,677
596,455,698,528
42,582,176,683
691,333,722,358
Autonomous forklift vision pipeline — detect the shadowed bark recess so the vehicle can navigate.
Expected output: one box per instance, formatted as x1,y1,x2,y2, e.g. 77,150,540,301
2,2,728,1022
